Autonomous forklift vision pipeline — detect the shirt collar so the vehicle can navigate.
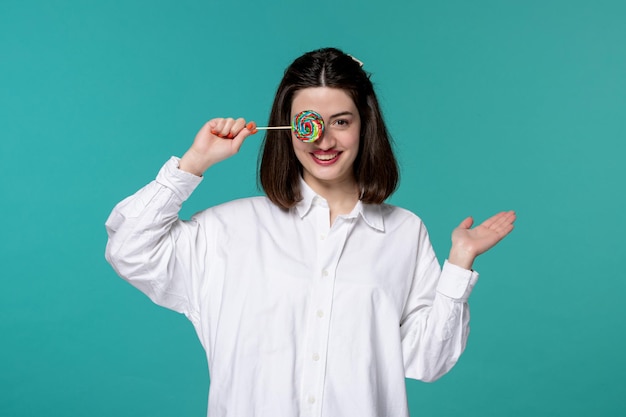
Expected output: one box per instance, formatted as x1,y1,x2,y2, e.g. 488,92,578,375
295,178,385,232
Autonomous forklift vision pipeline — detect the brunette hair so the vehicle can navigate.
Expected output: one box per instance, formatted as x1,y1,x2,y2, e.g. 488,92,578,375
259,47,399,209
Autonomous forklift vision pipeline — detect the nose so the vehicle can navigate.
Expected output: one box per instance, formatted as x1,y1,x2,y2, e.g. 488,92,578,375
314,129,336,150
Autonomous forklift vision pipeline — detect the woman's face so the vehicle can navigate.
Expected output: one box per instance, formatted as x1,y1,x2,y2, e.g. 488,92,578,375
290,87,361,190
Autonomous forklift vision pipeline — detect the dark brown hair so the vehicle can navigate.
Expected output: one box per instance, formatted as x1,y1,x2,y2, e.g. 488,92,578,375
259,47,399,209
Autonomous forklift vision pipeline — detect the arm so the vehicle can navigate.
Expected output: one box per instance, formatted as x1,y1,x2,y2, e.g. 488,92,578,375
401,212,516,381
104,118,256,318
105,158,204,316
401,225,479,382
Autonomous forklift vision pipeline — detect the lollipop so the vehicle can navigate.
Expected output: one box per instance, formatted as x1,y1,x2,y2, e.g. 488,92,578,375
247,110,325,142
290,110,324,142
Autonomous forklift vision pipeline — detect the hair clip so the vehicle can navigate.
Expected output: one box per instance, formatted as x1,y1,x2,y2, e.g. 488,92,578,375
347,54,364,67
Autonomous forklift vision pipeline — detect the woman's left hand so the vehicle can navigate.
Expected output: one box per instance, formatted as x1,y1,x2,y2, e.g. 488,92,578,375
448,211,517,270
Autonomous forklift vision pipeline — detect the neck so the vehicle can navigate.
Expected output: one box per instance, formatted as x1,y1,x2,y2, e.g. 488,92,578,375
303,174,360,225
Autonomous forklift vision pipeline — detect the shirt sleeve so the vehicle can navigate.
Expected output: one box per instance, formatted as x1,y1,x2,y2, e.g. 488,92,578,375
104,157,206,323
400,223,479,382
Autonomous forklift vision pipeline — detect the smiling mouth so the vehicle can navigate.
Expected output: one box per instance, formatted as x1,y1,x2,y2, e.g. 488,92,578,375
312,152,339,161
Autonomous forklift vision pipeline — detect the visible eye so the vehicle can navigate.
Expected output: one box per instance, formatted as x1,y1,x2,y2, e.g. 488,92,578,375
332,119,350,127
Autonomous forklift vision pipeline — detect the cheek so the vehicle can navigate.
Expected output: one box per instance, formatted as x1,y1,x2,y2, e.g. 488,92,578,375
291,136,305,151
345,131,361,152
291,138,311,161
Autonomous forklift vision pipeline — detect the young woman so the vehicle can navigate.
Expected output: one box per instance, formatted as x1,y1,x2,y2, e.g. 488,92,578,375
105,47,515,417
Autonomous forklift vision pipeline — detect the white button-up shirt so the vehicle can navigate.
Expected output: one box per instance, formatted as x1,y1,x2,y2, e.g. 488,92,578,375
105,157,479,417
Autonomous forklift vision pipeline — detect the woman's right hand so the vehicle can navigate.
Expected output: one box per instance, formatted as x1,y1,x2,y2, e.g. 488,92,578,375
179,117,257,176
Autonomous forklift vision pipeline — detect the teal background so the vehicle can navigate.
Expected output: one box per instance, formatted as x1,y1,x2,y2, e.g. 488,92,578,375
1,0,624,415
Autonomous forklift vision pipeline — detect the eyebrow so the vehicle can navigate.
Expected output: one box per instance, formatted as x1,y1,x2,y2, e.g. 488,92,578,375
329,111,354,119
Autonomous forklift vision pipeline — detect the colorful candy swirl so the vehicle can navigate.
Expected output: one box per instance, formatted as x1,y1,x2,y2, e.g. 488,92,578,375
291,110,324,142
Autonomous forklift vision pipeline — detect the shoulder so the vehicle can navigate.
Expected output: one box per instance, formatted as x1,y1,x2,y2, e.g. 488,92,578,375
192,196,288,223
378,203,426,230
377,204,436,258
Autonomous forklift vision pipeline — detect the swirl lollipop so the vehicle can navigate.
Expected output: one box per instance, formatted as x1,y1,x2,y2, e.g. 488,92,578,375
246,110,325,142
290,110,324,142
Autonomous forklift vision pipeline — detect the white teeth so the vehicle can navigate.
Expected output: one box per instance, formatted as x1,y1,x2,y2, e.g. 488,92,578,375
313,153,338,161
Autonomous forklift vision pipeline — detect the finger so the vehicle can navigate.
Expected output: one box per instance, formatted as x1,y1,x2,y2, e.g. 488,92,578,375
223,118,246,139
480,211,511,229
458,216,474,229
489,211,517,231
218,118,248,139
232,117,246,136
209,118,227,137
494,223,515,240
505,210,517,223
489,219,516,240
479,212,502,229
210,118,236,138
199,120,217,138
221,118,238,138
231,123,255,152
246,121,259,135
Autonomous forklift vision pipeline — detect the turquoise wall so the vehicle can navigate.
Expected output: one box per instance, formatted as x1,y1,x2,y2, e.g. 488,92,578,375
1,0,624,415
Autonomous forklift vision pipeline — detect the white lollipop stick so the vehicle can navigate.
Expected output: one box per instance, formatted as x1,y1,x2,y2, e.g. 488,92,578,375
253,126,291,130
247,110,324,143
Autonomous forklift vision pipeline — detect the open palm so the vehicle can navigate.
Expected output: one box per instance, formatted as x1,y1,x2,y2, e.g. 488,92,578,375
451,211,517,259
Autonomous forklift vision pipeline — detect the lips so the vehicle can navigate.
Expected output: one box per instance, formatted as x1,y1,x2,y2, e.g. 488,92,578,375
311,151,340,164
313,152,338,161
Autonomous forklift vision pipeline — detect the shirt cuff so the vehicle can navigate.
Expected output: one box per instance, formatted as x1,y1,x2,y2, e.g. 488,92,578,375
436,260,479,301
155,156,203,202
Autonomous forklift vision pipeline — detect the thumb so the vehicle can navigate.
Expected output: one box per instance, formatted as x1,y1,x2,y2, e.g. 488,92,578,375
230,122,257,152
458,216,474,229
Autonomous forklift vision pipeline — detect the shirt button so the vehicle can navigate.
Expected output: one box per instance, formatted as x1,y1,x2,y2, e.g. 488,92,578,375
312,353,320,361
320,234,326,240
322,270,329,277
308,396,316,404
316,309,324,318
